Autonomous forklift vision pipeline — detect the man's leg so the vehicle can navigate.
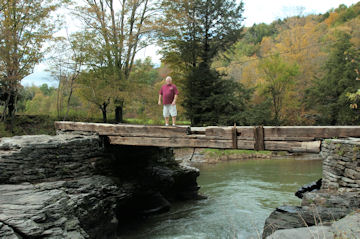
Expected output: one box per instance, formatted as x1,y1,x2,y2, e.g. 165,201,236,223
163,105,170,126
170,104,177,126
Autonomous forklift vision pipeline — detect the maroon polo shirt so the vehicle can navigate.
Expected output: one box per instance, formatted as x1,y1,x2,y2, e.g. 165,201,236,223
159,84,179,105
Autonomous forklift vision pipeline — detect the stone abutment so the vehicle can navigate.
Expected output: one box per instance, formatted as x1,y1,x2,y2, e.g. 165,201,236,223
0,132,201,238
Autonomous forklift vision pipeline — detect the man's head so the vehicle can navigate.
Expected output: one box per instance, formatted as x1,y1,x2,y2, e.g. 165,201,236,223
166,76,172,85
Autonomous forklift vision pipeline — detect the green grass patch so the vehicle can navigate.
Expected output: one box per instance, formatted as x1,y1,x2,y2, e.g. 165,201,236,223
203,148,272,157
0,115,56,137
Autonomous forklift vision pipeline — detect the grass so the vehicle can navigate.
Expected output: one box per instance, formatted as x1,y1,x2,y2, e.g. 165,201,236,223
203,148,272,157
0,114,56,137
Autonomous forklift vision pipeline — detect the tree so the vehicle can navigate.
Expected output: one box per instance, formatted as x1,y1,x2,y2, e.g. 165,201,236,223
77,67,118,123
49,31,86,120
39,84,56,96
183,62,252,126
159,0,245,126
306,32,360,125
0,0,64,120
259,54,299,125
73,0,158,122
160,0,244,66
125,58,162,120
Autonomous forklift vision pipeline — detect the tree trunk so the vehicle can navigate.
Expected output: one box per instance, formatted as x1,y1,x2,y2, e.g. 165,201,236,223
64,84,74,121
114,98,124,123
101,104,107,123
115,106,123,123
7,93,16,118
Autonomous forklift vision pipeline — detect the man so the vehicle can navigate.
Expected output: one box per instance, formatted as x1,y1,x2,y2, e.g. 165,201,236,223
158,76,179,126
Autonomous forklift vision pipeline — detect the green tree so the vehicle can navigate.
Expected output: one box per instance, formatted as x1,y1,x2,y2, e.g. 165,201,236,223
77,67,117,123
184,62,252,126
39,84,56,96
49,31,86,120
73,0,158,122
126,58,160,118
306,32,360,125
0,0,65,120
244,23,278,45
160,0,244,66
159,0,245,126
259,54,299,125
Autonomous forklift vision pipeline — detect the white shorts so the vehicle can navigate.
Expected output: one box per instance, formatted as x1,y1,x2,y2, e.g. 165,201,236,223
163,104,177,117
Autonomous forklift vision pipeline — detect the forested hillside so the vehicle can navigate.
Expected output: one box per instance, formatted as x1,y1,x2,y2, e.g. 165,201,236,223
213,2,360,125
2,1,360,129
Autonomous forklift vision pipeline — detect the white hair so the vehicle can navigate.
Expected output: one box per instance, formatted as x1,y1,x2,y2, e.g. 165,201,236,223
166,76,172,81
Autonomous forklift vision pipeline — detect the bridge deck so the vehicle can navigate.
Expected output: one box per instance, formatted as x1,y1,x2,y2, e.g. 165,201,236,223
55,121,360,153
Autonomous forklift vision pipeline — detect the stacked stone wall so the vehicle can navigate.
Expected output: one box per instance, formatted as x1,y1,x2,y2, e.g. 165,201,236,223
321,138,360,191
0,133,103,184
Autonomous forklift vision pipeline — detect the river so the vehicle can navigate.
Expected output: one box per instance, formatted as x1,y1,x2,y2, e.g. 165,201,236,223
120,158,322,239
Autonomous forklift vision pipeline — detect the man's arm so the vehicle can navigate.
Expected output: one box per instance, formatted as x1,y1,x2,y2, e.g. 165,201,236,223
172,95,178,105
158,94,162,105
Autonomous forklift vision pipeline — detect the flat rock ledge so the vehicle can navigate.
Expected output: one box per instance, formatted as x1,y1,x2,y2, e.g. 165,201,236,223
0,176,125,239
0,133,201,238
263,138,360,238
267,211,360,239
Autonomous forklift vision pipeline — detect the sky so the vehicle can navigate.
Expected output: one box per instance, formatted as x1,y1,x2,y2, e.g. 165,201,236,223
21,0,360,87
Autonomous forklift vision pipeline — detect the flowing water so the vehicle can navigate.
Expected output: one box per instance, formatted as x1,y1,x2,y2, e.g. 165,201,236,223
120,158,322,239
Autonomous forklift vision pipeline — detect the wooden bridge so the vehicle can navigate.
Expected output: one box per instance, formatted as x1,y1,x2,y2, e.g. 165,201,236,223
55,121,360,153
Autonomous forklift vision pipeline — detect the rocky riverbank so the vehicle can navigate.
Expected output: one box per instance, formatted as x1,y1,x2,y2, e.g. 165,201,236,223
263,138,360,238
0,132,201,238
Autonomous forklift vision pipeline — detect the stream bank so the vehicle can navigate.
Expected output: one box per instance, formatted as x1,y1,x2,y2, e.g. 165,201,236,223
0,132,201,238
263,138,360,238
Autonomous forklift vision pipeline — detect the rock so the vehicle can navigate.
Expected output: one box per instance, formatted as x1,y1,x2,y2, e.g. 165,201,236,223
262,203,356,239
295,179,322,199
266,212,360,239
321,138,360,191
0,176,130,239
266,226,333,239
263,138,360,238
0,134,103,184
0,133,202,238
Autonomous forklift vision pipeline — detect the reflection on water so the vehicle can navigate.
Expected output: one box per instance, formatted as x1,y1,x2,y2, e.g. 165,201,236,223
120,158,322,239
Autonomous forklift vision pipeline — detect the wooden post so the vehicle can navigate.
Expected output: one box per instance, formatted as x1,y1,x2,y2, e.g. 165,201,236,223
254,126,265,151
232,123,238,149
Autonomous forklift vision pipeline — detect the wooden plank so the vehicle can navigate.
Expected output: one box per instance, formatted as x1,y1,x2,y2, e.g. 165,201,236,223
205,126,233,139
109,136,320,153
55,121,191,138
264,137,315,141
236,140,255,150
236,127,255,139
108,136,234,149
264,126,360,139
254,126,265,150
189,127,206,135
264,140,321,153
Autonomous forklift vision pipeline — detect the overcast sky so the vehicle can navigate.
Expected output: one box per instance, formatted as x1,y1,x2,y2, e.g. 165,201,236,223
242,0,359,26
22,0,360,86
